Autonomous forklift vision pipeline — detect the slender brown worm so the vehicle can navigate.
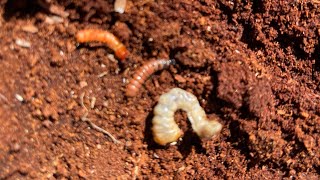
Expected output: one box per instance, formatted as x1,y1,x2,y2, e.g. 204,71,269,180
152,88,223,145
76,29,129,60
125,59,175,97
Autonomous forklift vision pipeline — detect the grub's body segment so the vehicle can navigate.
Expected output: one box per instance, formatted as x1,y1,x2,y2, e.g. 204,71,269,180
76,29,129,60
125,59,175,97
152,88,222,145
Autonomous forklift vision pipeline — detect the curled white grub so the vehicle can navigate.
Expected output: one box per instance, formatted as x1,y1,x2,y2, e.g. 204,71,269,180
114,0,127,14
152,88,222,145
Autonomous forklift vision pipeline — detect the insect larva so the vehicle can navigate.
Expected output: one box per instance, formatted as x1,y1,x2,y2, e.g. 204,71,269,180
152,88,223,146
76,29,129,60
125,59,175,97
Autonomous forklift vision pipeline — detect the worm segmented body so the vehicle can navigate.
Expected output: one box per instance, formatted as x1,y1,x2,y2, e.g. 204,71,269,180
76,29,129,60
125,59,175,97
152,88,222,145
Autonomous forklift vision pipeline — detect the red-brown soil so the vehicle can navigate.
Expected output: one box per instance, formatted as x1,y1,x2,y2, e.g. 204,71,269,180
0,0,319,179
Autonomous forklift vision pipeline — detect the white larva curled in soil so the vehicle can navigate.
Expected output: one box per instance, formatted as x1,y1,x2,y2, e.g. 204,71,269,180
114,0,127,14
152,88,223,146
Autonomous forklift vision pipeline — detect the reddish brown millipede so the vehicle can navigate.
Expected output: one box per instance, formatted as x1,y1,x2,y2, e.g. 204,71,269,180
125,59,175,97
76,29,129,60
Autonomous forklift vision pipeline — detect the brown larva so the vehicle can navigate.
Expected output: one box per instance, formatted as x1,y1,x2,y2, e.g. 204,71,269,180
125,59,175,97
152,88,222,146
76,29,129,61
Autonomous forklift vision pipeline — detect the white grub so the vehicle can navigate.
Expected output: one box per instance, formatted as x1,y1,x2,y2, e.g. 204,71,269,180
114,0,127,14
15,39,31,48
15,94,24,102
152,88,222,146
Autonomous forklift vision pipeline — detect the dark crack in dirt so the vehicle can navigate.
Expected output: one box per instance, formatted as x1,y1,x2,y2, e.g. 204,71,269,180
0,0,319,179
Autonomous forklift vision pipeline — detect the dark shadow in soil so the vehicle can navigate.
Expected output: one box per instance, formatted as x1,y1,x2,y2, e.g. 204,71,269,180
208,66,258,120
208,69,263,169
315,165,320,175
169,47,189,61
3,0,42,20
240,92,262,120
274,33,308,60
177,130,206,157
216,0,235,24
240,23,265,50
251,0,266,14
207,67,235,111
227,120,254,167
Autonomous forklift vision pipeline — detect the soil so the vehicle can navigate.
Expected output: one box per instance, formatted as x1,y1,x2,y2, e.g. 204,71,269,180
0,0,319,179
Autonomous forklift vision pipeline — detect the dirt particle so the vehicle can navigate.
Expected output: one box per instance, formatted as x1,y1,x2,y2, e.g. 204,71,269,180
27,54,39,67
66,40,76,53
174,74,186,83
276,109,286,115
42,120,53,128
42,105,59,121
79,81,88,88
21,24,38,33
10,143,21,153
50,47,65,67
67,100,77,110
78,170,87,178
300,111,309,119
45,15,64,24
15,38,31,48
109,114,116,121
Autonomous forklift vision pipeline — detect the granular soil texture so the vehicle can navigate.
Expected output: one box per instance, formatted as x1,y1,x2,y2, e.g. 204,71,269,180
0,0,319,179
